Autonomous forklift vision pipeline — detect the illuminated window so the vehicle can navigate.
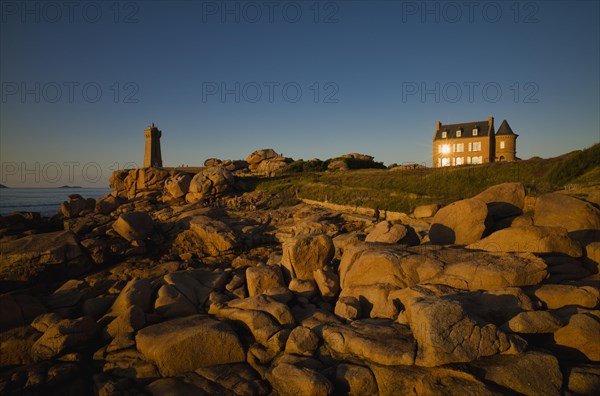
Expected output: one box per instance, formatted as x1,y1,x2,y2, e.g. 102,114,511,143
472,156,483,164
500,141,505,149
456,157,464,165
456,130,462,137
456,143,464,152
441,144,451,154
472,142,481,151
442,131,447,138
467,156,472,164
441,157,450,167
472,129,478,136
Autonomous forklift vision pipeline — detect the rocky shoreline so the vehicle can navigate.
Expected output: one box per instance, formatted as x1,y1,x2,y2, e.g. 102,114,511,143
1,162,599,395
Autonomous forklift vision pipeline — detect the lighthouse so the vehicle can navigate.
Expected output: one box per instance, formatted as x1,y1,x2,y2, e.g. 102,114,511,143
143,123,163,168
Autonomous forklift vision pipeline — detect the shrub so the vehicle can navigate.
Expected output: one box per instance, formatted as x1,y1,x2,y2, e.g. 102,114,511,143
283,160,306,174
341,158,386,170
283,159,327,174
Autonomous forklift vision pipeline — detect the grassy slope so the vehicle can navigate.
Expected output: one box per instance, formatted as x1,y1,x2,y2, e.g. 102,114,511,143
248,144,600,213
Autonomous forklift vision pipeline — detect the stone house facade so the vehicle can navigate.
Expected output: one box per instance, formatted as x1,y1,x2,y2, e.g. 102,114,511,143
432,116,518,168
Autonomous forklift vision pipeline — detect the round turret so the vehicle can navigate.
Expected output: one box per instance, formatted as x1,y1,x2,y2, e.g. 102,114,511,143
495,120,518,162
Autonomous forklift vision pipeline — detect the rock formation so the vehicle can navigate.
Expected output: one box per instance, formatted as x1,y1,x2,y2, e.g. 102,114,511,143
246,149,293,176
0,177,598,395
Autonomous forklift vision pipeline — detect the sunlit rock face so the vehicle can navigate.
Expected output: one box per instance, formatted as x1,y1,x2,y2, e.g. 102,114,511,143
0,180,598,395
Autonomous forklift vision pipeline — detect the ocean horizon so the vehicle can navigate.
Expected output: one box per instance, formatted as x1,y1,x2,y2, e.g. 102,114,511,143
0,187,112,216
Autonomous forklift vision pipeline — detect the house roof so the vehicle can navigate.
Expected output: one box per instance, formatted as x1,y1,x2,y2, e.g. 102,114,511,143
496,120,517,136
434,120,491,140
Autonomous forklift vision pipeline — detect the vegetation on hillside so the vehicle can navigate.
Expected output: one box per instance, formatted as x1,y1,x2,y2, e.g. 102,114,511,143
246,143,600,213
544,144,600,186
283,156,386,173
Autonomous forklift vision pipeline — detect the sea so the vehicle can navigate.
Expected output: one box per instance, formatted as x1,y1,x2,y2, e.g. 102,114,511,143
0,188,112,217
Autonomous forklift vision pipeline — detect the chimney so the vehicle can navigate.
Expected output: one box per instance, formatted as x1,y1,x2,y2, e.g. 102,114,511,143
488,115,494,128
436,120,441,131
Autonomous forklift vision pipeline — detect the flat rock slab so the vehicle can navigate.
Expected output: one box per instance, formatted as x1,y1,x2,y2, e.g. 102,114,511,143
368,364,501,396
337,243,548,320
533,284,599,310
503,310,563,334
534,193,600,233
554,314,600,362
323,320,416,366
136,315,245,376
467,225,582,257
410,245,548,291
0,230,89,283
470,350,563,396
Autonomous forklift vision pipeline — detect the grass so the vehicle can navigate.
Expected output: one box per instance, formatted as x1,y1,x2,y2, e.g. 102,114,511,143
544,144,600,186
244,143,600,213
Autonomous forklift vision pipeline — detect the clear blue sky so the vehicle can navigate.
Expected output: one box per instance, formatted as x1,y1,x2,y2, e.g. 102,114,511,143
1,0,599,187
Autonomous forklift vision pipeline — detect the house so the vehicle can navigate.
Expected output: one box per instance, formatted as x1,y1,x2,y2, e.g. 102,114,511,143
432,116,518,167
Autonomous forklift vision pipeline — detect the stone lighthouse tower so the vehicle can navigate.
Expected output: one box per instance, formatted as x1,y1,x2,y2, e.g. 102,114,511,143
495,120,518,162
143,123,162,168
